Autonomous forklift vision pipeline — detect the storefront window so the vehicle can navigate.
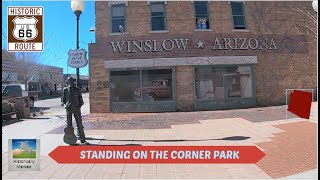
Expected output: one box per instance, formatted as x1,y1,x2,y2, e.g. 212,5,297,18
110,68,173,102
195,66,252,99
110,70,140,102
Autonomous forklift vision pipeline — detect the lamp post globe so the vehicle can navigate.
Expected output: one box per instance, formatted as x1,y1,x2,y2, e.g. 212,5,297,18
71,0,84,12
312,1,317,13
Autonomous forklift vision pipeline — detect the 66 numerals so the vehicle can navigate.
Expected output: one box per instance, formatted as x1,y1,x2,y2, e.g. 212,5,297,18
18,29,32,38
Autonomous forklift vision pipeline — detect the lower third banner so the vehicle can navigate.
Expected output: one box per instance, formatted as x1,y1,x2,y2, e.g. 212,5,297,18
49,146,265,164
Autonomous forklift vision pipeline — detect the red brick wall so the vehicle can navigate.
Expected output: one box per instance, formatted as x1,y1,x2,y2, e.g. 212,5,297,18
89,1,317,112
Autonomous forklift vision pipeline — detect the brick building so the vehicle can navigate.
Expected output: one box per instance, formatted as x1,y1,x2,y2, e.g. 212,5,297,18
89,1,317,113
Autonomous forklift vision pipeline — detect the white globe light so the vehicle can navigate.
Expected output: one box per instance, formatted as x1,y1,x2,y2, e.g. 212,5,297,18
71,0,84,12
312,0,317,13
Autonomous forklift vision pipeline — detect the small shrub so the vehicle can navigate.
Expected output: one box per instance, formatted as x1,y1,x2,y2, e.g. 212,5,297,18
2,100,15,114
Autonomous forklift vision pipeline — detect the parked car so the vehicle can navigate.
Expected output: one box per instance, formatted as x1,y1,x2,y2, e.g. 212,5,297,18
134,80,171,101
2,84,39,108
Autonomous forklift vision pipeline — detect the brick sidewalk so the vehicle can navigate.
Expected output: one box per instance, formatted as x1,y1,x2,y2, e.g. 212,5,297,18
47,104,299,133
2,103,318,179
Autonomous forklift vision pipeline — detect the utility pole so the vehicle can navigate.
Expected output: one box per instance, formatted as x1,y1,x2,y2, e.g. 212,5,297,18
23,52,28,91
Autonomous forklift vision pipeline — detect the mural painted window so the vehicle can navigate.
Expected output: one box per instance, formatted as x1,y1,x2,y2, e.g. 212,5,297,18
110,69,173,102
111,4,126,33
141,69,173,101
195,66,252,100
231,1,246,29
150,2,166,31
195,1,210,29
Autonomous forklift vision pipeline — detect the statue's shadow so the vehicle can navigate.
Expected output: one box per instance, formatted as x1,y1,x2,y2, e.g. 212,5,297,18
79,136,250,146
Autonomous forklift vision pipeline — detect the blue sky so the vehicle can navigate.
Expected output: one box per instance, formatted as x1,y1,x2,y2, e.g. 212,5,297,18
2,0,95,76
12,139,37,150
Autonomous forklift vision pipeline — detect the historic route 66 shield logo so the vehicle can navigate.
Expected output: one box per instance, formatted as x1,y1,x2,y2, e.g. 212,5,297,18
12,16,38,42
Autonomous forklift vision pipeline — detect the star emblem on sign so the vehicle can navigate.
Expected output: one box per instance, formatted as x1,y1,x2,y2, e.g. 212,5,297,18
196,41,204,48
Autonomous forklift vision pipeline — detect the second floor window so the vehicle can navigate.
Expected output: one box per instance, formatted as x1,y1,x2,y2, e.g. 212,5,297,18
150,2,166,31
195,1,210,29
231,2,246,29
111,4,126,33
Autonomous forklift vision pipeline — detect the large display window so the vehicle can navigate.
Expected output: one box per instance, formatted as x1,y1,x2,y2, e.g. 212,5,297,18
110,69,173,102
195,66,252,99
110,68,175,112
194,65,256,110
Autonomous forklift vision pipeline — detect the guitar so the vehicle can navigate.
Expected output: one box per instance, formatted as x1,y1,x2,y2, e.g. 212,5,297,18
63,126,77,145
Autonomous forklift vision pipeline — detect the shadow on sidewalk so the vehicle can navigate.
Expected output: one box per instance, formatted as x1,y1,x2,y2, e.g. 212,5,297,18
2,119,24,127
31,107,50,113
85,136,250,142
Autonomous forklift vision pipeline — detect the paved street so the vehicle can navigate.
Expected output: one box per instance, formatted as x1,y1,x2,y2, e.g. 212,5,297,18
2,97,318,179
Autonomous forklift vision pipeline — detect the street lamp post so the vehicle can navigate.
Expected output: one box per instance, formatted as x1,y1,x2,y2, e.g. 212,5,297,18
71,0,84,87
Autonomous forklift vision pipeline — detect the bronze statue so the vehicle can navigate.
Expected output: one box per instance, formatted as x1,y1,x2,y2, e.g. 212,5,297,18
61,77,89,145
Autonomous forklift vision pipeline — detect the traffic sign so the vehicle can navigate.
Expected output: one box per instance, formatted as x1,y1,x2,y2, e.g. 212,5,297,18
67,48,88,68
7,6,44,52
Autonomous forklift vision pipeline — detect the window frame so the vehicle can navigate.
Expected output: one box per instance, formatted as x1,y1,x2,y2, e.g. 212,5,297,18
230,1,247,30
110,3,126,34
149,1,167,31
194,0,211,30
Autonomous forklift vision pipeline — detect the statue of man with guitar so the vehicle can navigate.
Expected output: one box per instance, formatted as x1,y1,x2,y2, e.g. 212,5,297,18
61,77,89,145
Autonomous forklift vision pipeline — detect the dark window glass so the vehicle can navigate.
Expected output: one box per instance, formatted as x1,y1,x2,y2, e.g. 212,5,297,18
150,2,166,31
195,1,208,16
231,2,246,29
112,19,125,33
4,86,21,96
233,16,245,27
231,2,244,15
111,5,126,33
151,17,165,31
194,1,210,29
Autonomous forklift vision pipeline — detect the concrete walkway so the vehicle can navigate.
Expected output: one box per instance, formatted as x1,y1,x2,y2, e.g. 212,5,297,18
2,102,318,179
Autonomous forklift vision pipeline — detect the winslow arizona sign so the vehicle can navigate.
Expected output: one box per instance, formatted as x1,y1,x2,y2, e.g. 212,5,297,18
101,33,307,60
109,37,278,54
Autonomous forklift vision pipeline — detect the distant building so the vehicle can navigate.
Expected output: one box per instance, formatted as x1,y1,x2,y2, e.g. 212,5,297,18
2,50,64,92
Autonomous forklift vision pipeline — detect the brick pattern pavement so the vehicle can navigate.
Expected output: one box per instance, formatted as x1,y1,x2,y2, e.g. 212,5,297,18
2,103,317,179
2,155,270,179
256,121,317,178
47,105,298,134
